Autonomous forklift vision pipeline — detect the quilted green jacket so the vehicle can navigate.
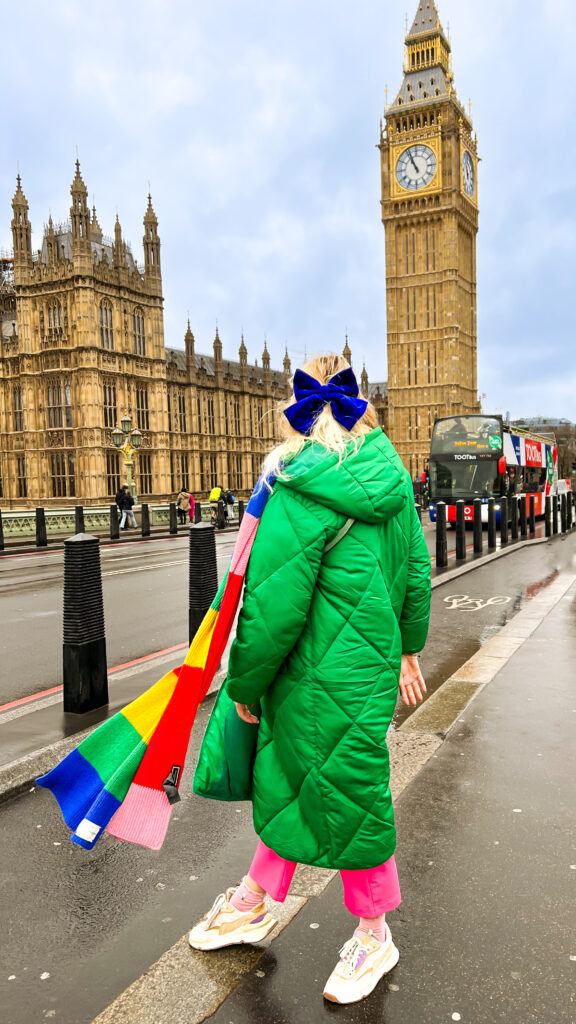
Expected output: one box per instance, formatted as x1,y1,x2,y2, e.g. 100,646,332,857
222,427,431,869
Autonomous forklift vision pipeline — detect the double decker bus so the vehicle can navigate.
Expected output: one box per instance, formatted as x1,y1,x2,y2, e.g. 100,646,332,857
428,414,559,524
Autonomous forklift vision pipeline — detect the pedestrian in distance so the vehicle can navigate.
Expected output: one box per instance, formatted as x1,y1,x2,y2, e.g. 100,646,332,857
118,485,137,530
176,486,192,525
189,353,431,1005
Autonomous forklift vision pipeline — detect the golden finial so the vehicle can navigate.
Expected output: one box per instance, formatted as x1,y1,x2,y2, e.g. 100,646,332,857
468,98,472,118
384,85,389,109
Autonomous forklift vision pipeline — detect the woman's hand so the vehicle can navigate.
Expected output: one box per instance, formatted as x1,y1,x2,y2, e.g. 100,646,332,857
399,654,427,706
235,702,260,724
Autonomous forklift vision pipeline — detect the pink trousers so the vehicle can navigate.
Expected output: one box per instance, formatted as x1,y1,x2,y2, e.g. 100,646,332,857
249,840,401,917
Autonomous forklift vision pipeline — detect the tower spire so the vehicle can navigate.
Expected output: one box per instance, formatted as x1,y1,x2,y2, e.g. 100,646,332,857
11,175,33,272
143,191,161,278
69,160,91,261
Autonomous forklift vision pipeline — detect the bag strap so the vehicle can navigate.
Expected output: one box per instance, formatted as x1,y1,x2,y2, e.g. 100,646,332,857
324,517,355,553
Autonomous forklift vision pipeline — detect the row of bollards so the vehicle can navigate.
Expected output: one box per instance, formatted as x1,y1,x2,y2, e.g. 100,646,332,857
62,520,220,714
434,492,576,570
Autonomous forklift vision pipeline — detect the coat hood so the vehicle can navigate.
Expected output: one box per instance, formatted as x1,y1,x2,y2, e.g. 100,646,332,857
278,428,409,524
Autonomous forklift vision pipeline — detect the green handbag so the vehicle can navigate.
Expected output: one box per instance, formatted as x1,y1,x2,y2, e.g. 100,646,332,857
193,684,261,802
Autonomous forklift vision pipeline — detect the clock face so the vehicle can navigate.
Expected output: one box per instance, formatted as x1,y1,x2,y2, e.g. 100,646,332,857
396,144,437,190
462,150,475,196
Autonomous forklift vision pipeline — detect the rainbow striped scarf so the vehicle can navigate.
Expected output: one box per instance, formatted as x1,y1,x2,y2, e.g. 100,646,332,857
37,475,274,851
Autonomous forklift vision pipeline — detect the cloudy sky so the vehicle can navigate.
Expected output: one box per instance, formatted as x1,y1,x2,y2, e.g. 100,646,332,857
2,0,574,420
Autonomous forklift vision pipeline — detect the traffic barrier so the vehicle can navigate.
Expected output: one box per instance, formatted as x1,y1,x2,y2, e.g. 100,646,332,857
561,493,567,534
36,507,48,547
188,523,219,644
487,498,496,551
169,502,178,535
455,500,466,561
109,503,120,540
499,496,508,547
553,495,559,535
237,499,245,526
0,510,4,551
529,496,536,537
141,503,151,537
62,533,108,714
473,498,482,554
75,505,85,535
545,496,552,538
510,495,519,541
435,501,448,569
519,497,527,539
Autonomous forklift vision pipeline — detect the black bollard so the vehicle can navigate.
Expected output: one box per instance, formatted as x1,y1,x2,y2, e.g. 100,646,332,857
217,498,226,530
487,498,496,550
141,503,151,537
169,501,178,535
545,495,552,538
0,509,4,551
473,499,483,554
62,534,108,714
188,523,219,644
529,496,536,537
110,503,120,540
194,501,202,524
561,493,567,534
237,499,245,526
519,496,527,539
499,496,508,547
510,495,519,541
568,493,573,530
455,500,466,561
75,505,85,534
36,507,48,547
552,495,559,535
435,501,448,569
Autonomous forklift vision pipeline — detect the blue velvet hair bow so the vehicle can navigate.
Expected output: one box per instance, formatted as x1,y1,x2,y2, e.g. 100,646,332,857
283,367,368,435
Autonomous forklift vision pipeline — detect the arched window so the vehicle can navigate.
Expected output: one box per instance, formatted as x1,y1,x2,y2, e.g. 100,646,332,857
47,300,63,336
133,307,146,355
99,300,114,350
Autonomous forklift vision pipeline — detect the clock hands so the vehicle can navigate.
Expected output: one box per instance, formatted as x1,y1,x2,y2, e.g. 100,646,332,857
409,150,419,173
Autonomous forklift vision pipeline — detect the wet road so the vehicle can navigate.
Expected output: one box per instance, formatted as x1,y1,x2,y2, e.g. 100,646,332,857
0,535,236,706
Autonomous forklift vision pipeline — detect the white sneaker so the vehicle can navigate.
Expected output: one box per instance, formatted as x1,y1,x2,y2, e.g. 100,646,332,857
188,887,278,951
323,926,399,1004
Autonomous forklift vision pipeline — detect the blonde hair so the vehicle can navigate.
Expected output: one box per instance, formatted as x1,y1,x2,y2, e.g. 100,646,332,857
261,353,378,479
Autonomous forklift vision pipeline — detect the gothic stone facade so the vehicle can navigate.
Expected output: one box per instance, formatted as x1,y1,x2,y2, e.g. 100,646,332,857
379,0,480,479
0,165,290,508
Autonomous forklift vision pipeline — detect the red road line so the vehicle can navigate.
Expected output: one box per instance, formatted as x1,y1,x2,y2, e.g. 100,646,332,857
0,641,189,714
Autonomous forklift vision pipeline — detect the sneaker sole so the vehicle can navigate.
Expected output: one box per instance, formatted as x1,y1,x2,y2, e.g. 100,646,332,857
188,916,278,951
323,942,400,1004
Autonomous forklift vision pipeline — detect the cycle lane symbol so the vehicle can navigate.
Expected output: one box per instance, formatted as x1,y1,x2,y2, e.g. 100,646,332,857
444,594,511,612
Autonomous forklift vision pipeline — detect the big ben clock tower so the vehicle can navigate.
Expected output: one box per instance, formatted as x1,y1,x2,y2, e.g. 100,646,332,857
379,0,479,479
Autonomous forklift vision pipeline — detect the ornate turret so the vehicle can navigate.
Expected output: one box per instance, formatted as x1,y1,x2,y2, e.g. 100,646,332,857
185,318,195,381
45,215,57,266
343,334,352,364
90,204,103,244
69,161,91,262
283,346,291,376
213,325,222,370
262,340,270,369
361,363,369,395
11,176,33,273
239,333,248,367
113,215,124,269
143,193,161,278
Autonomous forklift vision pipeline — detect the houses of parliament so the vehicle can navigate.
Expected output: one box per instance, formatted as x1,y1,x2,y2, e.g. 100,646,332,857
0,0,478,507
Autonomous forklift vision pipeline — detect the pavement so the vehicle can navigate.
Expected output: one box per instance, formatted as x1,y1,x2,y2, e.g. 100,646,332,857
1,535,575,1023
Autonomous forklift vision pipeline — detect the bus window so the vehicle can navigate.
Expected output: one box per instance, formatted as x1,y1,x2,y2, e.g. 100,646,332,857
523,467,547,493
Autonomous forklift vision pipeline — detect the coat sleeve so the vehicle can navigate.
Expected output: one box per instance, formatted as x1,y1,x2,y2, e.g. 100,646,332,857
225,487,327,706
398,494,432,655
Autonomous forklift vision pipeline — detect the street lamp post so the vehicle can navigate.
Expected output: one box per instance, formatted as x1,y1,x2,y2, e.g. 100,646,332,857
112,415,142,501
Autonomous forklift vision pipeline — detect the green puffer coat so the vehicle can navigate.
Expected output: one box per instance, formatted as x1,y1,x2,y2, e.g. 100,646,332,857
218,427,430,869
